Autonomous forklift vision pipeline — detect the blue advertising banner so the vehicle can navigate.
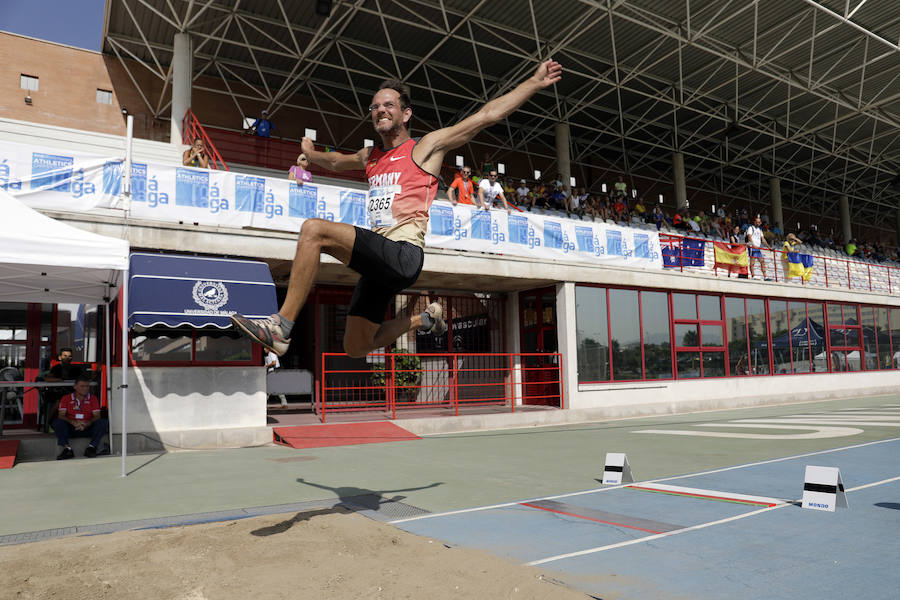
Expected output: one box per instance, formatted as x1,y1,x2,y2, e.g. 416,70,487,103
1,139,664,271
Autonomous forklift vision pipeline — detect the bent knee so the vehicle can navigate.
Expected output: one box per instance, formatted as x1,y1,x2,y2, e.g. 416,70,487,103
298,218,333,244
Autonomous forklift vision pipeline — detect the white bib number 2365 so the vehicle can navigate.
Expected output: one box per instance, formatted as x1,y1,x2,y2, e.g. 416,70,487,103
368,185,400,228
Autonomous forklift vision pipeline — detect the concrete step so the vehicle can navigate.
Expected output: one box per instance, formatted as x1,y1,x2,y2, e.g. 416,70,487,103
14,433,163,462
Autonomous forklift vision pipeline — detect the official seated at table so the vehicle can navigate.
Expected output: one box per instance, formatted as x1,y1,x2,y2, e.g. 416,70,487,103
51,374,108,460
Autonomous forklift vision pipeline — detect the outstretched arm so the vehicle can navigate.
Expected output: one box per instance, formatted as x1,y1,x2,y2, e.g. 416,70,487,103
300,137,370,172
412,60,562,174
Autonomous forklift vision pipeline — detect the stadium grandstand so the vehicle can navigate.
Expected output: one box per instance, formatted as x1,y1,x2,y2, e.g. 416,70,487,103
1,0,899,454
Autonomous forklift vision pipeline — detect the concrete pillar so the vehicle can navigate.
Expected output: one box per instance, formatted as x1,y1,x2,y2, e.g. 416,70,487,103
555,282,578,410
839,194,852,243
170,32,193,144
555,122,572,203
672,152,687,209
769,177,783,232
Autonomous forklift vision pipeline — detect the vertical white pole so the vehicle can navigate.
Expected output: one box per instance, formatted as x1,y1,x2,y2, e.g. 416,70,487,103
120,267,129,478
124,115,134,215
104,301,112,454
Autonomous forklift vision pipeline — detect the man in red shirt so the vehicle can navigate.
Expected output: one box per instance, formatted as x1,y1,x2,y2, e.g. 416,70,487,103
52,375,108,460
232,59,563,358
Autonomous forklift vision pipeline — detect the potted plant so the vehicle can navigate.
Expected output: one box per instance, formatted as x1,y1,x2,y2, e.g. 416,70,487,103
370,349,422,403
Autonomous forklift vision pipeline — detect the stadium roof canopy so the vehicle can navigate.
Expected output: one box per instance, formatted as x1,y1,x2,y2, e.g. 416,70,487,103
103,0,900,229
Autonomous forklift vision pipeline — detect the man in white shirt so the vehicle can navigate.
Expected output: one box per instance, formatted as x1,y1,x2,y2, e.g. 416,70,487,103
265,350,288,407
516,179,529,205
745,216,772,280
478,170,511,212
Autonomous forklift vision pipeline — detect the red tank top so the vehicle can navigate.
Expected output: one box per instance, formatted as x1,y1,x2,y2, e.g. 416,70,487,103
365,138,439,247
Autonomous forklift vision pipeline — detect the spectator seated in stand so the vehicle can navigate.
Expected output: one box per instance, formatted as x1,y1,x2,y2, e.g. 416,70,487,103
651,205,665,230
182,137,209,169
288,154,313,185
51,375,109,460
632,196,647,222
612,195,628,221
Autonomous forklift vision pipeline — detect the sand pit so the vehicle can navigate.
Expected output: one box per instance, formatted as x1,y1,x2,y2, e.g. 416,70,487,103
0,508,587,599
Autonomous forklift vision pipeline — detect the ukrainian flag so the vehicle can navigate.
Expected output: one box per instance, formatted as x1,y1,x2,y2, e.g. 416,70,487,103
714,242,749,275
788,252,814,281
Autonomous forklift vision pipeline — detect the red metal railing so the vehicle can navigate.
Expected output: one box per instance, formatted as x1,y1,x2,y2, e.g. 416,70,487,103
659,232,899,294
181,109,229,171
197,126,368,182
318,352,564,423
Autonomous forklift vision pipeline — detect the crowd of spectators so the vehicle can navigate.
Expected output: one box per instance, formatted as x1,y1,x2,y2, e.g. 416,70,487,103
446,164,900,265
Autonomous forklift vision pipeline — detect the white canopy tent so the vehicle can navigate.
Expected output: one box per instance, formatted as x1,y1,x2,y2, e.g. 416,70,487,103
0,189,132,476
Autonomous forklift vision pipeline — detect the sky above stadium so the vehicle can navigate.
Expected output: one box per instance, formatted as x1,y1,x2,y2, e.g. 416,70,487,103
0,0,106,51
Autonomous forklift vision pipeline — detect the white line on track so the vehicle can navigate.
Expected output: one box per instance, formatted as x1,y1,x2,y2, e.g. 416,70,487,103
389,436,900,524
526,474,900,566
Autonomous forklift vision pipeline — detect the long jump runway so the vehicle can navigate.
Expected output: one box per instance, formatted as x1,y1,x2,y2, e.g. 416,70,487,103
392,433,900,599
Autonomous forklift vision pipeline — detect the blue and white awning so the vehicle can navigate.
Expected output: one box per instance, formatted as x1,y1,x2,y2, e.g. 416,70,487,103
128,253,277,329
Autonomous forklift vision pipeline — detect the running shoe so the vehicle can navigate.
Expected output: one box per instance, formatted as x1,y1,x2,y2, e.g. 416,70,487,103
424,302,447,336
230,313,291,356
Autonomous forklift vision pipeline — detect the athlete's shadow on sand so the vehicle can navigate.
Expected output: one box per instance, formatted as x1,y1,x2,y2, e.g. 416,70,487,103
250,478,442,537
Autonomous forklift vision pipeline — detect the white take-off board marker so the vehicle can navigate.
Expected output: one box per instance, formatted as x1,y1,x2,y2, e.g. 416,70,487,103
802,465,848,512
603,452,634,485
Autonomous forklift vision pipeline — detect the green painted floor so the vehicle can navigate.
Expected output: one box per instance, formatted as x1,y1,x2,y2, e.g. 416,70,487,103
1,393,898,537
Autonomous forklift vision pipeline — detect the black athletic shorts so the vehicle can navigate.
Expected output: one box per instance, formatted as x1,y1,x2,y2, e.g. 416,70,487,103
347,227,424,324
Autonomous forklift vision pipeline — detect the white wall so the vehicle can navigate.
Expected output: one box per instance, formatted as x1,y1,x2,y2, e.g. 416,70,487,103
570,370,900,416
109,366,267,437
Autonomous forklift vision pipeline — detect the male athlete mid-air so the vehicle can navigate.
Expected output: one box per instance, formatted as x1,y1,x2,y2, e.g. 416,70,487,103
231,59,563,357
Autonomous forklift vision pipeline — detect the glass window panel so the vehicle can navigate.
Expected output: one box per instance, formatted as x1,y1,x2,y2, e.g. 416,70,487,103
789,302,811,373
641,291,672,380
672,293,697,320
861,307,878,371
875,307,891,370
845,328,860,348
676,352,701,379
829,327,847,348
702,352,726,378
522,295,538,328
891,308,900,369
827,303,843,326
0,303,28,341
541,292,556,325
55,303,98,362
698,295,721,320
807,303,827,373
40,304,53,343
769,300,790,374
575,287,609,382
845,350,861,372
725,297,748,375
195,330,252,362
609,289,641,381
701,325,723,347
0,343,26,371
131,328,192,362
747,299,770,375
843,304,859,326
675,324,699,348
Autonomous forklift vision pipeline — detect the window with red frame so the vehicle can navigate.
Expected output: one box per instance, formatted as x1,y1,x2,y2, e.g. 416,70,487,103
672,293,726,378
826,303,862,372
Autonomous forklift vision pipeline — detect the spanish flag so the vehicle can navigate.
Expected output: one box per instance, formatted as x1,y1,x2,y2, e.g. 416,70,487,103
714,242,749,275
787,252,814,281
